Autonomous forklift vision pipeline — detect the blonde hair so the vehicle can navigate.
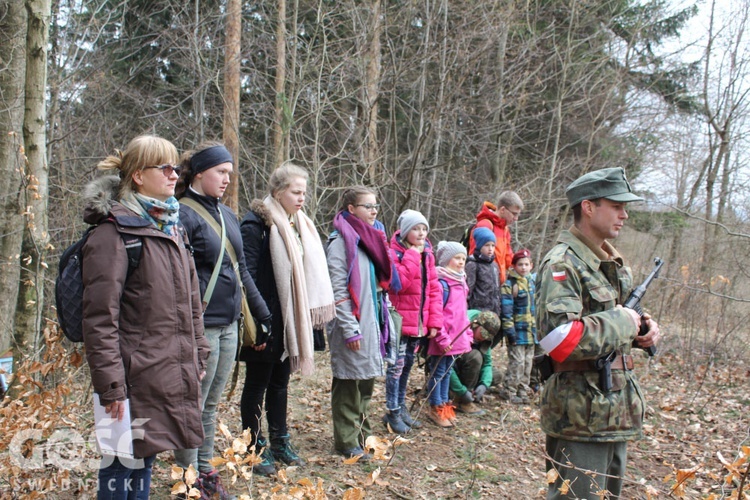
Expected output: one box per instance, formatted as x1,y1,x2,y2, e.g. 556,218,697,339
97,135,179,198
269,162,309,197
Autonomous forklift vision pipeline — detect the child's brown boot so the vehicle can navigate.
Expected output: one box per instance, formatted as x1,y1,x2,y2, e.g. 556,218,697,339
428,404,453,428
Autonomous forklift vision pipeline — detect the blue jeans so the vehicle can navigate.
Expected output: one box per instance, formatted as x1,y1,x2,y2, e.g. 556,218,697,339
97,455,155,500
427,355,455,406
385,336,421,411
175,323,238,472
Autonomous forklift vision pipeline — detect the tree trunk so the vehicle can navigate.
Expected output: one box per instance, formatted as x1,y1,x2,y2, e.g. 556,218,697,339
15,0,51,360
0,0,28,354
364,0,382,185
272,0,287,169
223,0,241,212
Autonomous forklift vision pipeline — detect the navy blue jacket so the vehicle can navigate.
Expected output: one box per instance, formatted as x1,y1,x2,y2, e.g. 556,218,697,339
179,189,271,328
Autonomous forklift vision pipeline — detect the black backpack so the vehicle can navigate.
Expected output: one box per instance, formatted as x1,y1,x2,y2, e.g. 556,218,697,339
55,222,142,343
459,222,477,252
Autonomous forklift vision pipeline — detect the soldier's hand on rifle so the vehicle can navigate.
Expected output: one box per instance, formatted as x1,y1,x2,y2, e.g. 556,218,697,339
633,313,660,349
617,304,642,331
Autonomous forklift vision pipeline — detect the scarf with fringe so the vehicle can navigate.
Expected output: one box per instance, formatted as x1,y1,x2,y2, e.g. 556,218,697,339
264,195,336,375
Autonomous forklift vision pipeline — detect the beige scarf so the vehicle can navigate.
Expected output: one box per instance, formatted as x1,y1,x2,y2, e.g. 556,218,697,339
264,195,336,375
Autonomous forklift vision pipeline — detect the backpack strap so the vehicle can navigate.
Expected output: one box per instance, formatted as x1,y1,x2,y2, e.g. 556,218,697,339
120,233,142,278
439,278,450,307
103,218,143,277
180,198,233,310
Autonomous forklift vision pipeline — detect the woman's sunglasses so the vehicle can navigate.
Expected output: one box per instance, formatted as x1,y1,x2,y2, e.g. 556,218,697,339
143,164,182,177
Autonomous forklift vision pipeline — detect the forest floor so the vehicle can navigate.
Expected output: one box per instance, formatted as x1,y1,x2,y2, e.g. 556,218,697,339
3,342,749,499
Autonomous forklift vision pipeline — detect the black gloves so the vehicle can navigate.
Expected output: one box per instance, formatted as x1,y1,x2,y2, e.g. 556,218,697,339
256,318,272,345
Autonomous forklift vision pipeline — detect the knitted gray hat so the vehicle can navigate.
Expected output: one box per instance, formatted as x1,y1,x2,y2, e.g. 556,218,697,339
436,241,467,267
397,209,430,236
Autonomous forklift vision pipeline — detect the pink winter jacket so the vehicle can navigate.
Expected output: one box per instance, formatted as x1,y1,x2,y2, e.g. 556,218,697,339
388,231,443,337
428,267,472,356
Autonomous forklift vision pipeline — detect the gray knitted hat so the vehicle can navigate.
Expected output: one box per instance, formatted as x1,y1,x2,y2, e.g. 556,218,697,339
397,209,430,236
436,241,467,267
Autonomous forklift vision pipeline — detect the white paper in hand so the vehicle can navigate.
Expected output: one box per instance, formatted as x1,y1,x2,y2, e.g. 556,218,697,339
93,394,134,459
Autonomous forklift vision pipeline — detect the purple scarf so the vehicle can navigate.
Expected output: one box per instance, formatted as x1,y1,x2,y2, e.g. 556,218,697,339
333,210,395,320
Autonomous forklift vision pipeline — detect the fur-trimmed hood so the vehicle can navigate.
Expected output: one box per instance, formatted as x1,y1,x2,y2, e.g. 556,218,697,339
249,198,274,227
82,175,121,224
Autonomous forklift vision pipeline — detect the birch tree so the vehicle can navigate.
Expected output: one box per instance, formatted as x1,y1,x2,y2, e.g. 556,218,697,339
14,0,51,357
0,0,27,353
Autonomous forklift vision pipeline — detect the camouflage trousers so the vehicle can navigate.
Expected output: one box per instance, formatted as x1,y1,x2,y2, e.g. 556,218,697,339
545,435,627,499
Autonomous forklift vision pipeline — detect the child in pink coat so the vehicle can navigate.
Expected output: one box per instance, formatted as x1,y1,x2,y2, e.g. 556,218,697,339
426,241,473,427
384,210,443,434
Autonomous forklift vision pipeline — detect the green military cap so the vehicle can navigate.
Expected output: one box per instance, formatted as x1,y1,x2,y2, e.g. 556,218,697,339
565,167,644,207
468,309,501,341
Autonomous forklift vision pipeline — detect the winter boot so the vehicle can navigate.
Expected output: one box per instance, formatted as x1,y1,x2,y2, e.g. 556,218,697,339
427,404,453,428
400,407,422,429
442,402,458,425
270,433,306,466
457,401,485,415
252,437,276,476
382,409,411,434
496,388,512,401
197,469,236,500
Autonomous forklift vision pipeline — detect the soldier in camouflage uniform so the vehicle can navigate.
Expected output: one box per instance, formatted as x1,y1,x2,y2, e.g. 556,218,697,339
536,167,660,499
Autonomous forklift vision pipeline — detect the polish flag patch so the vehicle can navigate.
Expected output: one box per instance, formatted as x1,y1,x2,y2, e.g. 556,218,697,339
552,270,567,281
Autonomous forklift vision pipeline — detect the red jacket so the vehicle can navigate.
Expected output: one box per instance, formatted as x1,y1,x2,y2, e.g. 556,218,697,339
468,201,513,283
388,231,444,337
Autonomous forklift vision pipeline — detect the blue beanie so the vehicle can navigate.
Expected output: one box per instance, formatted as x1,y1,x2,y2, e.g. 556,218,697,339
473,227,496,251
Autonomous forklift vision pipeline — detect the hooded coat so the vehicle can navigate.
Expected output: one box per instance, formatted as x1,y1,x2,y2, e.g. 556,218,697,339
468,201,514,283
81,176,209,458
387,231,443,337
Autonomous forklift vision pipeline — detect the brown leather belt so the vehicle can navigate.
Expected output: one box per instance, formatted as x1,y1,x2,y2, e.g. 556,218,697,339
552,353,634,373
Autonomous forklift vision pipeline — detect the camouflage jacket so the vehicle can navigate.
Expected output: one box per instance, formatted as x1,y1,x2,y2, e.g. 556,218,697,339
536,228,644,442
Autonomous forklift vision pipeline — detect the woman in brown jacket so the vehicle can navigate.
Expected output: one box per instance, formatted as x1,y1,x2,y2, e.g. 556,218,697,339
81,135,209,499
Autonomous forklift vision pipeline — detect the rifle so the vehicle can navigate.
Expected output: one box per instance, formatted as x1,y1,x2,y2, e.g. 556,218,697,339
623,257,664,357
595,257,663,392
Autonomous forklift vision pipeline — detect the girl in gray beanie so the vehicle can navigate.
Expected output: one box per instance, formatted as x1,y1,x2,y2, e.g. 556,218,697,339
385,209,443,433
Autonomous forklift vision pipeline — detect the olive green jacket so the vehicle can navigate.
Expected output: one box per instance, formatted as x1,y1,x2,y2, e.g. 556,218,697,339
536,228,645,442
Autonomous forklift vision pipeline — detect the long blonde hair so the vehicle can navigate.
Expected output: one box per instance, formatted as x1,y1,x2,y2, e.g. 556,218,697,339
268,162,309,197
97,135,179,198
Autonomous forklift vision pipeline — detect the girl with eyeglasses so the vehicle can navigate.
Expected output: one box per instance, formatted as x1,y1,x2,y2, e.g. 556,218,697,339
173,142,271,498
80,135,209,499
325,187,398,460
